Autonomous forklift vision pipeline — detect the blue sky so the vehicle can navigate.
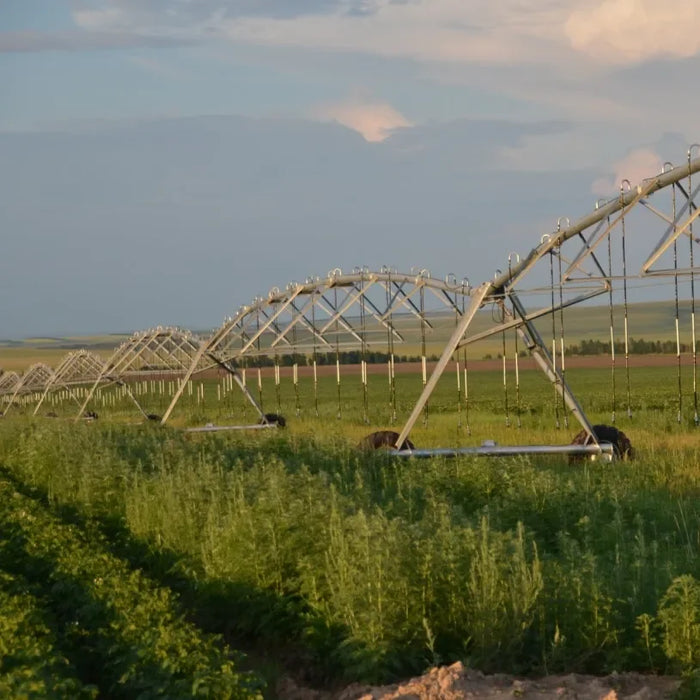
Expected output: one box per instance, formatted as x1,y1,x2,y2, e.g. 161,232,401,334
2,1,700,337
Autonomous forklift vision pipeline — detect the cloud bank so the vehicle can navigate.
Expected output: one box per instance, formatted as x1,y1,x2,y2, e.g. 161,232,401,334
313,98,412,141
566,1,700,64
61,0,700,67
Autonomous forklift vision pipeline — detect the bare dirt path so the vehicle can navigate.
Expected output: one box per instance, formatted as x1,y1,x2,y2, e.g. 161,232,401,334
277,663,680,700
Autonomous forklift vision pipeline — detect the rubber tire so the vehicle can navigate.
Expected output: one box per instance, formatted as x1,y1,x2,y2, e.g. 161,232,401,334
570,424,633,460
357,430,415,451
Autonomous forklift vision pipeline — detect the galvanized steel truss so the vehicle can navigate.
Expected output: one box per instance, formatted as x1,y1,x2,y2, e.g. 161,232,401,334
33,350,106,415
0,371,20,398
159,269,473,423
395,151,700,451
3,363,55,414
5,148,700,459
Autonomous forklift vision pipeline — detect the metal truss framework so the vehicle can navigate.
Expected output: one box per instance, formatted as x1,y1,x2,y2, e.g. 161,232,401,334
4,147,700,460
3,363,55,414
0,371,20,398
394,149,700,452
161,147,700,457
74,327,249,420
33,350,106,415
159,269,473,423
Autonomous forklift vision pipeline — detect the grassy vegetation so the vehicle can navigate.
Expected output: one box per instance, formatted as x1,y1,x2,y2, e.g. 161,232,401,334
0,468,263,697
2,363,700,696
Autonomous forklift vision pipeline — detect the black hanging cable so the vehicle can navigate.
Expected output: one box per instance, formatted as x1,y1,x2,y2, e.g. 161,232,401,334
673,183,683,424
359,272,369,425
273,305,282,415
420,280,429,426
689,149,699,425
620,190,632,420
255,308,264,413
461,281,471,435
508,256,522,429
454,283,463,430
501,299,510,428
607,216,617,424
334,286,342,420
513,315,521,429
549,245,560,429
385,273,397,424
464,347,471,436
240,328,248,417
556,240,569,428
311,293,319,418
292,320,300,417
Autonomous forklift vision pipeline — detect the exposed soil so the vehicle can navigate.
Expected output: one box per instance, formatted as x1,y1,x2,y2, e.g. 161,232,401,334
277,663,680,700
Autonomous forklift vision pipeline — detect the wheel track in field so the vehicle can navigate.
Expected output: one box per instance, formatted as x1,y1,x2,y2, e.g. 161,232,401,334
0,469,263,699
0,464,340,694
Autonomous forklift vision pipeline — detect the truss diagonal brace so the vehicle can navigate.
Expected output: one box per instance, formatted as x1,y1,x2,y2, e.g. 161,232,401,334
394,284,489,449
507,294,598,443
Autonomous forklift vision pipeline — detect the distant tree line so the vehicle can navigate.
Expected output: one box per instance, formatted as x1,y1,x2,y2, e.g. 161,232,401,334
241,338,692,366
241,350,441,367
568,337,692,356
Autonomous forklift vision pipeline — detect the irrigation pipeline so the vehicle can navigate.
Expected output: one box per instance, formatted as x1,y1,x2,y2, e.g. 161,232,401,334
393,443,615,460
492,157,700,296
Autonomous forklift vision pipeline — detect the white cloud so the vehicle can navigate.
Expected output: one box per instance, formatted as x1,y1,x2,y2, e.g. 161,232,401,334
60,0,700,69
313,98,412,141
73,7,128,31
67,1,580,64
220,1,573,65
591,148,663,196
565,0,700,64
51,0,700,137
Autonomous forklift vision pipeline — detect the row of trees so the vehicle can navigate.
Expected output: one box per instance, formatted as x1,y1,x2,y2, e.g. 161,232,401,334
569,337,694,356
238,338,693,367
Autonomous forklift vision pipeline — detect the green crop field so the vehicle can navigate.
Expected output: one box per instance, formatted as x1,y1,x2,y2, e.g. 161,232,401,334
2,363,700,697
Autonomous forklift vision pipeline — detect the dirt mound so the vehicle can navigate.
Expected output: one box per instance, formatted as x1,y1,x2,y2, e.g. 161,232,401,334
277,662,680,700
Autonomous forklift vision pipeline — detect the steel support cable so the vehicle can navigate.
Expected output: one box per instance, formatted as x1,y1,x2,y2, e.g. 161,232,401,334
607,216,617,424
311,294,319,417
255,309,264,413
689,147,700,425
513,310,522,429
272,304,282,414
494,156,700,294
549,244,561,429
620,185,632,420
334,286,342,420
359,273,370,424
241,322,248,416
557,241,569,428
672,183,683,424
506,255,522,430
501,312,510,427
420,282,429,425
454,292,463,429
461,284,471,435
499,278,510,428
291,320,301,417
385,274,397,423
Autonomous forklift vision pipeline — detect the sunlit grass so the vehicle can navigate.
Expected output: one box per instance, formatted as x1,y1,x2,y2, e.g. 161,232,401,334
3,359,700,684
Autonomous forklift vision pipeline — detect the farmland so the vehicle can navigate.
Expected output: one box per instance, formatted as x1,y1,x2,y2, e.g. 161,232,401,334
2,360,700,698
2,298,698,375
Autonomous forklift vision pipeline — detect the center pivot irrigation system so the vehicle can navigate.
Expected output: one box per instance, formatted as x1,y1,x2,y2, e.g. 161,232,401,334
2,147,700,460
